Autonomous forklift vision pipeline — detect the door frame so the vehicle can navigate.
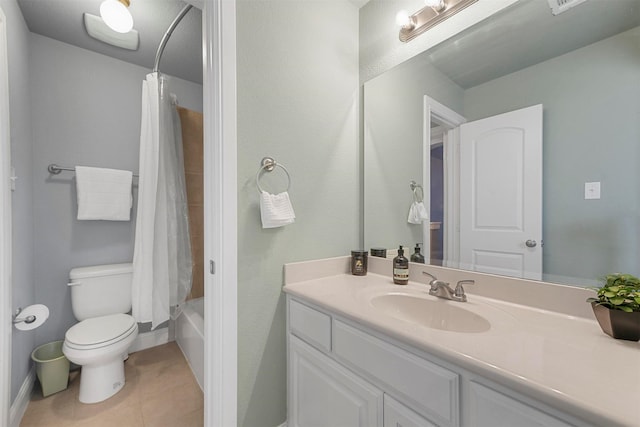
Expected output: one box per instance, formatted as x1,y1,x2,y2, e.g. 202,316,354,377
423,95,465,266
202,0,237,425
0,6,12,426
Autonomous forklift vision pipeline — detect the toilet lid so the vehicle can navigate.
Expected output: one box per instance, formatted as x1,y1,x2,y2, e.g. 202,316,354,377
65,313,136,347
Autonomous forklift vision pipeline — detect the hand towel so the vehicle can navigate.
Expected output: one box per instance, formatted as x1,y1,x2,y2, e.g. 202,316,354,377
260,191,296,228
75,166,133,221
408,201,429,224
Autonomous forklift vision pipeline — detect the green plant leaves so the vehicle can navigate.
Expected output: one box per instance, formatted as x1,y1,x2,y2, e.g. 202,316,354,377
589,273,640,312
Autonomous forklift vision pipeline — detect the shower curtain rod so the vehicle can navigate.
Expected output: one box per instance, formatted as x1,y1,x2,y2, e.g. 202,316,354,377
153,3,194,73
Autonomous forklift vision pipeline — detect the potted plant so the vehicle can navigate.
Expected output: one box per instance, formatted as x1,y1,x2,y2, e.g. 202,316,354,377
587,273,640,341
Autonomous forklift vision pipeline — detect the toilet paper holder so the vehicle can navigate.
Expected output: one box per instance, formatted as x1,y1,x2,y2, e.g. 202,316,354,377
13,307,37,325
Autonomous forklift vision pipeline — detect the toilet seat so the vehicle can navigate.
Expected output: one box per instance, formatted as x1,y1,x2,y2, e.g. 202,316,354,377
65,313,137,350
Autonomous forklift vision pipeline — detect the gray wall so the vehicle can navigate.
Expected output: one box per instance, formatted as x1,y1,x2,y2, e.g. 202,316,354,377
463,27,640,283
29,34,202,347
364,58,464,250
3,0,35,403
236,1,360,425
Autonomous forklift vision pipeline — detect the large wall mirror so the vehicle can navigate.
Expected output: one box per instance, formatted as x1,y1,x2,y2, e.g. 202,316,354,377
363,0,640,286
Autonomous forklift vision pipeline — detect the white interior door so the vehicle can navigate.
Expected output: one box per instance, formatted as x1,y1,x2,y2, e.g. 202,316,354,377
459,104,542,279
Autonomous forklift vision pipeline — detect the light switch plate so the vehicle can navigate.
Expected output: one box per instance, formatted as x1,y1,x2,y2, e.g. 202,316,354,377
585,182,600,200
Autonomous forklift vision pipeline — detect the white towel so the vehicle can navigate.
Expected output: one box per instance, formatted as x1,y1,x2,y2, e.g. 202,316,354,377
75,166,133,221
408,201,429,224
260,191,296,228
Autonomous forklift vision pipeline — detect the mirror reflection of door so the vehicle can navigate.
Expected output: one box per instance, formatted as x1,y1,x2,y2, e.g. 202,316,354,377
458,104,543,279
425,98,543,279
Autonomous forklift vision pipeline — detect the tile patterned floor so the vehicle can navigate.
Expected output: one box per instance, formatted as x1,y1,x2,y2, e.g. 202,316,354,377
20,342,203,427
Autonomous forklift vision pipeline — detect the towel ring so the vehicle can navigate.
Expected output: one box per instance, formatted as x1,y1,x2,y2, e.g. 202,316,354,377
256,157,291,193
409,180,424,203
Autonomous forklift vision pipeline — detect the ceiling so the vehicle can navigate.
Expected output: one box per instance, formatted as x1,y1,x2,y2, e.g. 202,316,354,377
17,0,203,84
423,0,640,89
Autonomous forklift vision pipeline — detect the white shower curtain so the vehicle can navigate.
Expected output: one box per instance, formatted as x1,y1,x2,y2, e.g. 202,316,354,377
132,72,192,330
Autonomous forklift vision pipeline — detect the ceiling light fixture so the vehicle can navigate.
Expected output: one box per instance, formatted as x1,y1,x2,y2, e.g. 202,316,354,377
398,0,478,43
100,0,133,34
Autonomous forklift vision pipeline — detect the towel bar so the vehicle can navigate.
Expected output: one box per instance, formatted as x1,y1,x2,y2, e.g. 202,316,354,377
48,164,139,178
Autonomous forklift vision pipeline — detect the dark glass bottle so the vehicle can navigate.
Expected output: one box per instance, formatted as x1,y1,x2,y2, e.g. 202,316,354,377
410,244,425,264
393,245,409,285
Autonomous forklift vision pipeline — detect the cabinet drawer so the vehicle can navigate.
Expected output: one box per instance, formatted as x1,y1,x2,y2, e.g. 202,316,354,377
384,394,436,427
333,320,459,427
469,381,576,427
289,299,331,353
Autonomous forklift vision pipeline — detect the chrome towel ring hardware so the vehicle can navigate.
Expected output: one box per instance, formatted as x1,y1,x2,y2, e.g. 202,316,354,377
409,180,424,203
256,157,291,193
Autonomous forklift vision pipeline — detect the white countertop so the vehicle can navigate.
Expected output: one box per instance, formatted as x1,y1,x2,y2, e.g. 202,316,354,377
283,268,640,427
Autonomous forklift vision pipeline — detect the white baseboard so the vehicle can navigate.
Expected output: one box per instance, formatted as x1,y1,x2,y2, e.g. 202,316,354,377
9,367,35,427
276,422,287,427
128,327,169,353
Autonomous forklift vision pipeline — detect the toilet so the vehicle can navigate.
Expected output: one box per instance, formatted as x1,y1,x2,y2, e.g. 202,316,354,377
62,263,138,404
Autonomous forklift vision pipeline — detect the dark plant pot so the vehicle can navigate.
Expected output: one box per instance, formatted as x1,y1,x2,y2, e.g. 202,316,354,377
591,303,640,341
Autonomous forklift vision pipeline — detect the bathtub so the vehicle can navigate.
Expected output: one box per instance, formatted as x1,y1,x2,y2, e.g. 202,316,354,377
176,297,204,391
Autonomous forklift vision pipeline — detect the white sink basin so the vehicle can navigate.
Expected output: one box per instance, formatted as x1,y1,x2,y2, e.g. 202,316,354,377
370,293,491,333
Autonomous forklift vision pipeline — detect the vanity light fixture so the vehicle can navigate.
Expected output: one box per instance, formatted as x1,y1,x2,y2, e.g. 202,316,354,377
398,0,478,43
100,0,134,34
395,10,415,30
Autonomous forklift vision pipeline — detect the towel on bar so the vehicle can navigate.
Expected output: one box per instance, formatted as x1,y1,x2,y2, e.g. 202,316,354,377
408,201,429,224
260,191,296,228
75,166,133,221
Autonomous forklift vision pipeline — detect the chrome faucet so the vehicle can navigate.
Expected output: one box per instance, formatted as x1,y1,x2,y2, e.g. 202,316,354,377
422,272,474,302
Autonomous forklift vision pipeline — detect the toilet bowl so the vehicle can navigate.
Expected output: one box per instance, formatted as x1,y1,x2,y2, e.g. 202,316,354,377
63,313,138,403
62,263,138,404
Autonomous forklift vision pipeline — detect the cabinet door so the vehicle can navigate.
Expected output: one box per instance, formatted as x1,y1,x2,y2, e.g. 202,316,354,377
469,381,575,427
289,335,383,427
384,394,437,427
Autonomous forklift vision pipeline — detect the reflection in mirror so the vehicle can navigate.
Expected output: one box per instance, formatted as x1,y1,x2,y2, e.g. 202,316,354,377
363,0,640,286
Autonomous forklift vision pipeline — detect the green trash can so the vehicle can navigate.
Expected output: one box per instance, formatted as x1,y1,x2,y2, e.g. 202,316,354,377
31,341,70,397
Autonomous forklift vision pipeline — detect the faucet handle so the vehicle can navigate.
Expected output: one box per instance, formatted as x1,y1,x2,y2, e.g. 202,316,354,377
454,279,475,299
422,271,437,282
422,271,439,289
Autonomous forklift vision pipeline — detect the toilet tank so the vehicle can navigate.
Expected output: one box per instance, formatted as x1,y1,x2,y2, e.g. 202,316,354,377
69,263,133,321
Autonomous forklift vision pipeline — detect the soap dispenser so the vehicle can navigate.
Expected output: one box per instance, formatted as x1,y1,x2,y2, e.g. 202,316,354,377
410,244,425,264
393,245,409,285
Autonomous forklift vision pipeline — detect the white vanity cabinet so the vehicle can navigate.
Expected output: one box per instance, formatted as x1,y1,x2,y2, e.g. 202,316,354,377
289,336,383,427
287,296,590,427
467,381,575,427
384,395,437,427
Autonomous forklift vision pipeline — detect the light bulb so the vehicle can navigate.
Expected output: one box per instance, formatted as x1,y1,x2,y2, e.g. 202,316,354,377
425,0,446,11
100,0,133,33
395,10,414,29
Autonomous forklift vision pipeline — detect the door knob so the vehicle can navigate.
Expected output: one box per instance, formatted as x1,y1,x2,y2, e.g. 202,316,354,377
525,239,537,248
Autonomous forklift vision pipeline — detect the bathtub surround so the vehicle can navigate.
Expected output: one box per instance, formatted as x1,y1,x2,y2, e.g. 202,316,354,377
177,107,204,301
176,297,204,390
